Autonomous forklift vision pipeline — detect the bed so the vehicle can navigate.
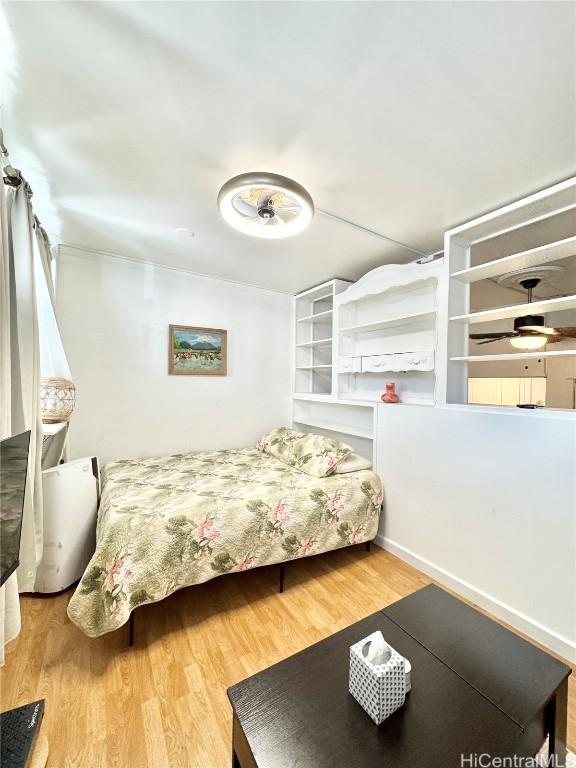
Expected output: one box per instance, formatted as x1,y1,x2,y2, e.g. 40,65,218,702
67,431,383,637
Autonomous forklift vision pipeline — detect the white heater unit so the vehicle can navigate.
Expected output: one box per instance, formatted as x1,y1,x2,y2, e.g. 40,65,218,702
35,456,99,594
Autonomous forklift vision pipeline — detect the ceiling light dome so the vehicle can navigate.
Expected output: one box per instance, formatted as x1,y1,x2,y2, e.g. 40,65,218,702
217,172,314,239
509,335,548,351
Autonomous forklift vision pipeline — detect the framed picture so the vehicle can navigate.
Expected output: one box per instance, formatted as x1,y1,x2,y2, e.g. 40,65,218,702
168,325,227,376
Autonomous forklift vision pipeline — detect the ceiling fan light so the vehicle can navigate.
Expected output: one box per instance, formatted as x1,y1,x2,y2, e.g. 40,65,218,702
509,335,548,351
217,172,314,239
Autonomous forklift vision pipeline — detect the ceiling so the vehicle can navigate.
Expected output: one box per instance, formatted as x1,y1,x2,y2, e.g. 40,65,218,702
2,1,575,293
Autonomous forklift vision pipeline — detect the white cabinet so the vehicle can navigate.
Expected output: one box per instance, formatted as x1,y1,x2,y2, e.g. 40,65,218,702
35,456,99,593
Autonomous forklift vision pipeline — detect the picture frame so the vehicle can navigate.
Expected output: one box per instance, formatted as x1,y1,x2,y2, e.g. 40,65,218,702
168,325,227,376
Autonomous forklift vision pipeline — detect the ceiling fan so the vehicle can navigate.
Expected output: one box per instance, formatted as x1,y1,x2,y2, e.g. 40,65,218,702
469,276,576,351
217,173,314,239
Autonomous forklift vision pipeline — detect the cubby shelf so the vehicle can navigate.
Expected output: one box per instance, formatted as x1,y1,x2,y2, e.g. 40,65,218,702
292,418,373,440
451,350,576,363
340,310,436,334
450,235,576,284
450,294,576,325
292,393,375,406
309,292,334,302
295,338,332,348
297,309,333,323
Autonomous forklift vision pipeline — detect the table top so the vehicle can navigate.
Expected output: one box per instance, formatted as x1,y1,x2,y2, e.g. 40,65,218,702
383,584,570,728
228,585,571,768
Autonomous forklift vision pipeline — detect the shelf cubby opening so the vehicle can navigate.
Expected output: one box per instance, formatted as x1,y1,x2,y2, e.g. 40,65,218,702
339,316,436,358
338,369,435,406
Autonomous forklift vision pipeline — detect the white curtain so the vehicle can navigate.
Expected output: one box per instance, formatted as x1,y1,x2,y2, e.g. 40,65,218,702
7,182,44,595
0,176,45,663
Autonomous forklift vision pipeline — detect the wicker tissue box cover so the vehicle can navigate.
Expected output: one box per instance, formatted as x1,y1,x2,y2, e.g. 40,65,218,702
349,632,406,725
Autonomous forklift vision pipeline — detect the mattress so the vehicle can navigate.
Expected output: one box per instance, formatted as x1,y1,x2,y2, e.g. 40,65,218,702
67,447,383,637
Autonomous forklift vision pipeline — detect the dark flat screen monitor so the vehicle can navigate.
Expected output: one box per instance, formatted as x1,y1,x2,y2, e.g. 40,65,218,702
0,430,30,587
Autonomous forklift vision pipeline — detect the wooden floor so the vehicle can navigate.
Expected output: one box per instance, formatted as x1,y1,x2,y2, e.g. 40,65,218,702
1,546,574,767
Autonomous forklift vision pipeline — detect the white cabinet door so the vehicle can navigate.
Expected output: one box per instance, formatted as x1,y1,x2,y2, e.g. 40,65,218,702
338,357,362,373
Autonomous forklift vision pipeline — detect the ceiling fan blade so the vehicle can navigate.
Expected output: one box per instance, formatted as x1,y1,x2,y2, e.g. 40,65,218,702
233,198,259,218
476,336,516,345
469,332,516,339
555,327,576,339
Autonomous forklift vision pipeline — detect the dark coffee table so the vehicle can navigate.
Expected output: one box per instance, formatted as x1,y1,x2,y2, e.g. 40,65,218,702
228,585,571,768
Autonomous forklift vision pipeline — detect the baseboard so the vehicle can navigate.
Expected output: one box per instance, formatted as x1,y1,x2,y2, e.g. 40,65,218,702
375,533,576,664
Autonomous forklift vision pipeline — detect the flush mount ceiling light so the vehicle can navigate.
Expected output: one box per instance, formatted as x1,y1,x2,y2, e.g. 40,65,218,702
217,172,315,239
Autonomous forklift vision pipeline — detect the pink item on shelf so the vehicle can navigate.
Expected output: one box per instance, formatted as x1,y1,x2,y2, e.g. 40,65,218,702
381,382,400,403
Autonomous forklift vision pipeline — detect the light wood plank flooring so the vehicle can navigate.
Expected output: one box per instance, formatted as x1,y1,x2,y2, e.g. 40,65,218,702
1,546,574,767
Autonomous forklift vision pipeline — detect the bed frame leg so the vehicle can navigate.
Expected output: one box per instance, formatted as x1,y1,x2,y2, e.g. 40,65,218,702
279,563,285,594
128,611,135,647
365,540,371,552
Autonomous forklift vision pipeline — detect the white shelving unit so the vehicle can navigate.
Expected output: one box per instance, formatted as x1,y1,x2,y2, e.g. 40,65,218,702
293,278,382,463
293,279,351,397
334,260,444,407
440,176,576,408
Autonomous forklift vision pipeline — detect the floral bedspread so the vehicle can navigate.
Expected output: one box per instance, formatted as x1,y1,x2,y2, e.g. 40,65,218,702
67,448,383,637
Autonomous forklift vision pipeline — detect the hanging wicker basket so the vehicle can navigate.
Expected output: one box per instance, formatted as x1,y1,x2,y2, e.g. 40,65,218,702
40,377,76,424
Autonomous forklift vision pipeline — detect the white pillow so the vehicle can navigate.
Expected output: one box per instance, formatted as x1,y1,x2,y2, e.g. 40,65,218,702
333,452,372,474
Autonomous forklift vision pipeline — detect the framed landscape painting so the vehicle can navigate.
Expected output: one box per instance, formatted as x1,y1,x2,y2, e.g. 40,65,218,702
169,325,227,376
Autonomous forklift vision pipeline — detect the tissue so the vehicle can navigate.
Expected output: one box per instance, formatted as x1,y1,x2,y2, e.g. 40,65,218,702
362,630,392,666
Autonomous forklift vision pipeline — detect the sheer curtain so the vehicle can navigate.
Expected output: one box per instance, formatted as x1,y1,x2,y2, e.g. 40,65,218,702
0,159,21,664
34,217,71,382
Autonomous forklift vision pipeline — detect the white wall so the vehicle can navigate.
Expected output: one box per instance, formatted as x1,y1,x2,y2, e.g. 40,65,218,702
375,403,576,662
56,247,293,466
